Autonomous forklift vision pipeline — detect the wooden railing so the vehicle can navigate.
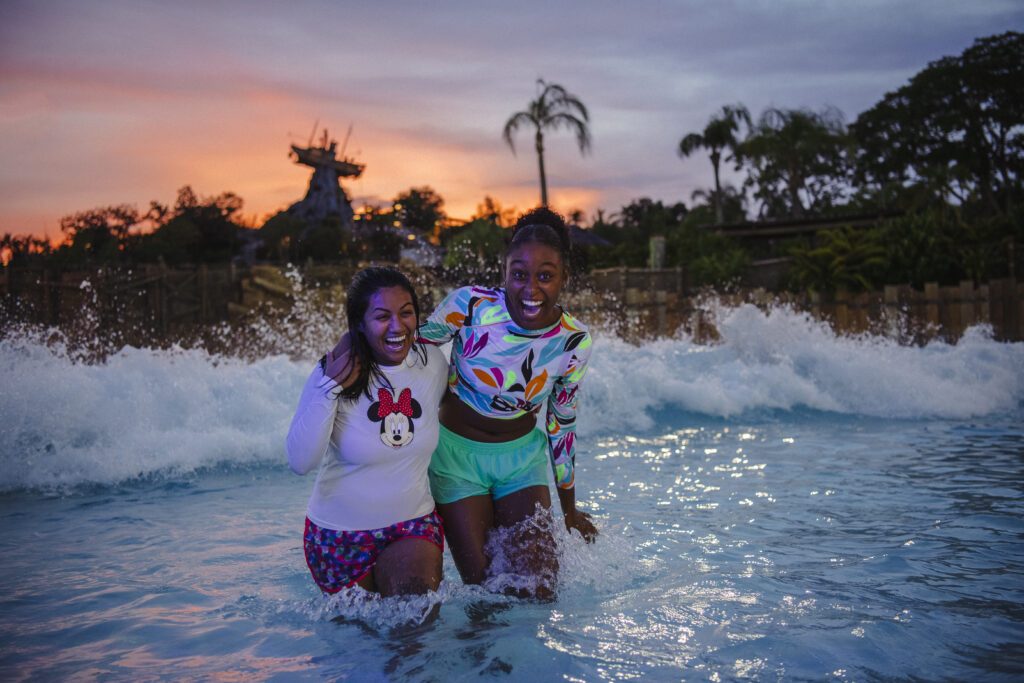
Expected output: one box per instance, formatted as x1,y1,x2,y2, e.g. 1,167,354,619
580,267,1022,343
3,263,1022,344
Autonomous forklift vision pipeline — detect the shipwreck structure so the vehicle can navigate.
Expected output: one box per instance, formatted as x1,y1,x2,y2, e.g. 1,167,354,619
254,124,443,266
283,127,363,227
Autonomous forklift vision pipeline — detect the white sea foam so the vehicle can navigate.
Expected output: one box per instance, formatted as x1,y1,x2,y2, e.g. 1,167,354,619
1,331,305,492
2,302,1022,492
579,303,1024,435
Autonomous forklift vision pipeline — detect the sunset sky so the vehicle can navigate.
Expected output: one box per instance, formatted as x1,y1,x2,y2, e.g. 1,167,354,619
1,0,1020,242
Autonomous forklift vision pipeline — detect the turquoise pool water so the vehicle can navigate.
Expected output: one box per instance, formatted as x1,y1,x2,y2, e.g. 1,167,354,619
2,304,1022,680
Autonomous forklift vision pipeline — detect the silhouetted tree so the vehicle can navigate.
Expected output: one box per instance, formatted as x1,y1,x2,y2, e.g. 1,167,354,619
689,184,746,225
1,233,53,267
138,186,248,263
678,104,751,224
852,31,1023,216
57,204,141,265
471,195,518,228
737,107,852,219
503,79,591,206
393,186,446,234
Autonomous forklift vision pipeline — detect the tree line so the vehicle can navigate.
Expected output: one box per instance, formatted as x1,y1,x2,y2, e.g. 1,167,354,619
3,32,1020,295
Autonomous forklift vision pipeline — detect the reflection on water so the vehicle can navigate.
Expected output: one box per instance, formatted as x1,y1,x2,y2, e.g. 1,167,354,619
2,418,1022,680
2,296,1023,679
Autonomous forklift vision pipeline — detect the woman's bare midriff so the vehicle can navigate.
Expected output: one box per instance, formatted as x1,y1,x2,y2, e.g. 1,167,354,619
438,390,538,443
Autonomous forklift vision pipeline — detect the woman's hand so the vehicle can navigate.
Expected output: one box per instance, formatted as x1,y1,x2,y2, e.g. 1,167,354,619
556,487,598,543
325,332,360,389
564,507,598,543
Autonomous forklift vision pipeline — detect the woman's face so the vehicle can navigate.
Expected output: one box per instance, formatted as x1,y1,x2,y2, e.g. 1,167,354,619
504,241,566,330
358,286,416,365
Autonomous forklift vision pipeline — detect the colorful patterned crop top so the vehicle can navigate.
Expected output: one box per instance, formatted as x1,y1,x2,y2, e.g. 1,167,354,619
417,285,593,489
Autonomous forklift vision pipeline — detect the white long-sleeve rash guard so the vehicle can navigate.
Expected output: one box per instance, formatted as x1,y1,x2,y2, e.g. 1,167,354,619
286,344,447,531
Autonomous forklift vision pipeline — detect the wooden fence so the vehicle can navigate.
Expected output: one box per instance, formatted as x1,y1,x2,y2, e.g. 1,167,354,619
0,262,377,347
1,264,246,334
584,266,1023,343
3,263,1022,345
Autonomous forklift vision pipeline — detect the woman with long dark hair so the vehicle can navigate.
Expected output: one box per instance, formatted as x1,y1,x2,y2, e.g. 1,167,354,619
287,266,448,597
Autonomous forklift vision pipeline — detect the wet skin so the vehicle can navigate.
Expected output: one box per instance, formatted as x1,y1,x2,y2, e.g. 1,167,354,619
438,242,566,443
359,286,417,366
437,241,596,599
326,285,442,597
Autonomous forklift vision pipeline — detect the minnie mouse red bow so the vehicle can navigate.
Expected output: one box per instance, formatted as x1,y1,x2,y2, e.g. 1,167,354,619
377,388,414,418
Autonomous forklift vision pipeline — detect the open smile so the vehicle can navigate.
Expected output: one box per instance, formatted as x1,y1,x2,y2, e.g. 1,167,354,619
519,299,546,320
383,334,408,351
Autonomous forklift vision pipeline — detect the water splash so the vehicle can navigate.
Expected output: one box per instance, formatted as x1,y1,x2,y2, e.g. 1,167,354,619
3,274,1023,493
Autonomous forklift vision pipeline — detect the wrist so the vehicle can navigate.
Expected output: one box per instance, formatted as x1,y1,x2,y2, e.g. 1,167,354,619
556,486,576,516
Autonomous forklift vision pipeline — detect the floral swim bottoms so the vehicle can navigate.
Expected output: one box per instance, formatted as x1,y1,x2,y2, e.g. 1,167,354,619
303,511,444,593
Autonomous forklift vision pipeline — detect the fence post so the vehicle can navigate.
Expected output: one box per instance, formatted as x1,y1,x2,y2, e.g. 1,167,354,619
835,289,849,334
884,285,899,336
1011,278,1019,342
924,282,939,335
159,261,168,335
655,289,667,337
649,236,665,269
42,269,52,324
977,282,989,331
960,280,974,332
199,264,209,323
884,285,898,313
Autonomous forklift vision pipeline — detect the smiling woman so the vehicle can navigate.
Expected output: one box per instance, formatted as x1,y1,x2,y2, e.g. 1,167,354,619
285,266,448,598
359,286,417,367
417,206,596,600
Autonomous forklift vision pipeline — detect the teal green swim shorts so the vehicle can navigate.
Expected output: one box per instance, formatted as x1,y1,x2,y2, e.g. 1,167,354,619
428,425,550,504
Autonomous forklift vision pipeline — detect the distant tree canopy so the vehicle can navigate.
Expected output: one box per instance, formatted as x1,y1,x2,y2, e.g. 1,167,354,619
56,204,141,265
137,186,248,264
736,106,852,220
393,186,446,234
851,30,1023,217
471,195,519,228
1,233,53,267
673,32,1022,224
27,186,253,267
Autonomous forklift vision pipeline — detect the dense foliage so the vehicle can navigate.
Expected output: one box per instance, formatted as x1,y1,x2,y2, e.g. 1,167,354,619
4,33,1020,296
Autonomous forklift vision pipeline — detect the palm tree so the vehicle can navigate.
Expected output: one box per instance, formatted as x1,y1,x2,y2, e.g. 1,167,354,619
737,106,849,219
503,79,591,207
678,104,751,225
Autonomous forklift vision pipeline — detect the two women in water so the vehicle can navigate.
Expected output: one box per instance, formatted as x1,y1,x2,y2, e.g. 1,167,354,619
287,206,596,600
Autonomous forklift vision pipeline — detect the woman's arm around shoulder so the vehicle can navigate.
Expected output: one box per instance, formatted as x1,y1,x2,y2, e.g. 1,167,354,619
417,286,477,345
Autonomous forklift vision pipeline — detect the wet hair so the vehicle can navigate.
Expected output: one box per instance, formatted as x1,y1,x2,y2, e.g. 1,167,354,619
340,266,426,400
507,206,572,271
